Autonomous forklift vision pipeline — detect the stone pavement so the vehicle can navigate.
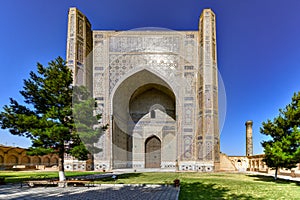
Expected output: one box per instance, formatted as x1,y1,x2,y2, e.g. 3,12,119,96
0,183,179,200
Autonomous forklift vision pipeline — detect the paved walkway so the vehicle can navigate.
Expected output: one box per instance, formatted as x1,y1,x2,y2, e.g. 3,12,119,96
0,171,180,200
0,183,179,200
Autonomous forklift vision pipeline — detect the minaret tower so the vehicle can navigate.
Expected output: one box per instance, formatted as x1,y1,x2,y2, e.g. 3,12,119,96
245,120,253,156
66,7,93,91
198,9,220,170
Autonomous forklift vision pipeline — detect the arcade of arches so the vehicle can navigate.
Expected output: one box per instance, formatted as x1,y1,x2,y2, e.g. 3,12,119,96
0,145,59,170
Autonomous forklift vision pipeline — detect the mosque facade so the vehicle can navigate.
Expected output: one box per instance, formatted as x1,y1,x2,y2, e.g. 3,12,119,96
66,7,220,171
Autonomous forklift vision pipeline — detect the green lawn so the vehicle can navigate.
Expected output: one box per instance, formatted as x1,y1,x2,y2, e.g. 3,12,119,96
0,171,299,199
96,172,300,200
0,171,103,183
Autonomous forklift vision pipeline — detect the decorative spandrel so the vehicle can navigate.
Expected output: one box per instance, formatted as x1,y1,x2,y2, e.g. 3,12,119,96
108,54,180,93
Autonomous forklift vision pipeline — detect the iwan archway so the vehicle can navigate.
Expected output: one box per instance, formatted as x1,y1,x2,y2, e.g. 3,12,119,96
112,69,177,169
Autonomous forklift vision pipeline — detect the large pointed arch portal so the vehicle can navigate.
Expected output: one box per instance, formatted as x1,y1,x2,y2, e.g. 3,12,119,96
112,69,177,169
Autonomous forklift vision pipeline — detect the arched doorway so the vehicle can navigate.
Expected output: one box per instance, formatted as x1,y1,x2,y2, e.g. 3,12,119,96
145,136,161,168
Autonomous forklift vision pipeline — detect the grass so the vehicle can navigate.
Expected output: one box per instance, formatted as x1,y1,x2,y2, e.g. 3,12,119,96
0,171,299,199
0,171,103,183
95,172,300,199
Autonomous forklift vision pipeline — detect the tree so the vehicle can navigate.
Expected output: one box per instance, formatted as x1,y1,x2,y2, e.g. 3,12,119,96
72,86,108,168
260,92,300,180
0,57,106,181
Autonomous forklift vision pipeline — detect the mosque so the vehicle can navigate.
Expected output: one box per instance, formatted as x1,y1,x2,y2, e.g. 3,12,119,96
66,7,219,171
0,8,299,177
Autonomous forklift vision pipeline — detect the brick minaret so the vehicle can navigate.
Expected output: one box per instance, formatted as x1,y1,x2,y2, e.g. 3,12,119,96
245,120,253,156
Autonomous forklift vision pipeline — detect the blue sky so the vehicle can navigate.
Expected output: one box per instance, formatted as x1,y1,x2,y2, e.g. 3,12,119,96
0,0,299,156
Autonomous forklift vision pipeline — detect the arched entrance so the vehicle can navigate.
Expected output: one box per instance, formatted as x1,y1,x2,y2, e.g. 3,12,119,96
112,69,177,169
145,136,161,168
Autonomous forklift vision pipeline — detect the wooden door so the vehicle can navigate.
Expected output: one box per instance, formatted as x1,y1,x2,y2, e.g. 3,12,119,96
145,136,161,168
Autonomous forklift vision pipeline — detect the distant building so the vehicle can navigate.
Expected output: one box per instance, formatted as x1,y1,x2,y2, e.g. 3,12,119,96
0,145,59,170
219,121,300,177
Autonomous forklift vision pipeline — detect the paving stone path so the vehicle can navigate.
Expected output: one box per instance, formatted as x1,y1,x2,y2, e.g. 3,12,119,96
0,183,179,200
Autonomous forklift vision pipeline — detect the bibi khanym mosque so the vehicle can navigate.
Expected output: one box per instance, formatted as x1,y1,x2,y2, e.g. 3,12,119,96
66,7,219,172
1,8,299,176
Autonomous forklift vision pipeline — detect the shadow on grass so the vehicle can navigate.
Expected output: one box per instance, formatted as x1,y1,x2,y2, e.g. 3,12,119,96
96,173,143,182
247,174,300,186
2,174,58,184
0,172,105,184
179,182,261,200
